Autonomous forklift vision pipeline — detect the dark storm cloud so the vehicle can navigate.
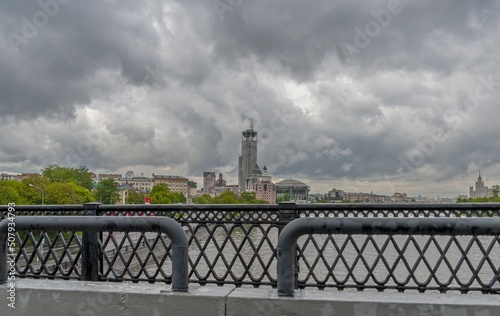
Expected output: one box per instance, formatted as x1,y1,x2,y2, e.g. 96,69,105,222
0,0,163,119
1,0,499,196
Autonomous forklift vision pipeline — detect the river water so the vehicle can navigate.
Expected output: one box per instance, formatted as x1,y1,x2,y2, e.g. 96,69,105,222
17,224,500,293
182,224,500,293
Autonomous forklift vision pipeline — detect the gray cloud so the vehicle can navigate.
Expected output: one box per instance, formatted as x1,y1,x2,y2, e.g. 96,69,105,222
1,0,500,196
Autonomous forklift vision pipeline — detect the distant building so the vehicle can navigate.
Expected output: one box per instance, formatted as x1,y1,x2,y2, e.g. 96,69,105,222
255,167,276,204
344,192,390,203
188,181,197,199
326,188,345,201
0,172,20,181
215,173,226,187
245,166,276,204
203,172,216,195
276,179,310,201
98,173,122,179
391,192,408,203
153,174,189,195
215,185,240,196
118,183,136,204
238,121,258,191
469,171,493,198
17,173,40,181
116,176,154,193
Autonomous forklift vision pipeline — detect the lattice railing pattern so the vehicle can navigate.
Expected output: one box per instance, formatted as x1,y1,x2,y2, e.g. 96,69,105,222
3,203,500,293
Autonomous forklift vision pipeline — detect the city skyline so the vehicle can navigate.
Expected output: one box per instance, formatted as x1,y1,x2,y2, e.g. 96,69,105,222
1,1,499,198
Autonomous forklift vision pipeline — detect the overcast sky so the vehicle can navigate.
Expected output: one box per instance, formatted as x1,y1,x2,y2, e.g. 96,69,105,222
1,0,499,197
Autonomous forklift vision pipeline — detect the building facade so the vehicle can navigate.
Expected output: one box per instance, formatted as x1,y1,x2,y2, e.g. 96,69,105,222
116,176,154,193
275,179,310,202
215,185,240,196
215,173,226,187
238,121,258,191
153,174,189,195
391,192,408,203
343,192,390,203
326,188,345,201
203,172,216,195
469,171,492,198
253,167,276,204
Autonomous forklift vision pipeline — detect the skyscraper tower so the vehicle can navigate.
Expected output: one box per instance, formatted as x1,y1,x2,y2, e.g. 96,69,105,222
238,120,258,191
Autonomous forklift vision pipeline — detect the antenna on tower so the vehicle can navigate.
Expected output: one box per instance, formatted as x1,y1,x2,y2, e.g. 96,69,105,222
250,118,254,129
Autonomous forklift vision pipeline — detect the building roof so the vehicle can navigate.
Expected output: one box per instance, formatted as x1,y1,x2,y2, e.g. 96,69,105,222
275,179,309,187
153,174,188,180
252,164,262,175
118,184,136,191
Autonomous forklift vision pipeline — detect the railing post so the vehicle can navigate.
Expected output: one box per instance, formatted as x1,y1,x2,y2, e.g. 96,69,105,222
82,202,101,281
278,202,298,289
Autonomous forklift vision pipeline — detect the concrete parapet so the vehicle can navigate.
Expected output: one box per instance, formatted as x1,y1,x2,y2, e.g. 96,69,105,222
3,280,500,315
227,288,500,316
1,280,230,316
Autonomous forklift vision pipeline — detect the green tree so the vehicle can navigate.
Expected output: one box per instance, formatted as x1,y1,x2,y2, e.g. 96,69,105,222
240,191,268,204
19,174,47,204
150,184,186,204
192,194,213,204
45,182,94,204
213,191,241,204
0,180,28,205
126,191,146,204
42,164,93,190
277,193,291,203
94,179,120,204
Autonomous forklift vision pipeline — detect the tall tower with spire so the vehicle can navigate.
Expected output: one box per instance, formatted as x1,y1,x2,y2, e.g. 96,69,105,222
238,120,258,191
469,170,489,198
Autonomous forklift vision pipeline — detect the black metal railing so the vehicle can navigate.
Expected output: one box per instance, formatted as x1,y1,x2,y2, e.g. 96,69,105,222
0,216,188,291
1,202,500,293
277,217,500,296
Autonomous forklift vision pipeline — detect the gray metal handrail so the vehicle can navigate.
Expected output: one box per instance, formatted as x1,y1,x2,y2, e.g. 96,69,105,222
0,216,189,291
276,217,500,296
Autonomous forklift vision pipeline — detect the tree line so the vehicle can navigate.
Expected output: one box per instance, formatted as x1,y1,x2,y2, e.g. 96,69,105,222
456,189,500,203
0,164,177,205
0,164,269,205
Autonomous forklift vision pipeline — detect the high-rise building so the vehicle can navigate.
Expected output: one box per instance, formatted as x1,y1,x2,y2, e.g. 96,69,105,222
203,172,216,195
469,171,492,198
238,121,258,191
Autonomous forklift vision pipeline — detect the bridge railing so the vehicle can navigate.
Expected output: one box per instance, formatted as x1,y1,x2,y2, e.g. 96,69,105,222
277,217,500,296
1,202,500,293
0,216,188,291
